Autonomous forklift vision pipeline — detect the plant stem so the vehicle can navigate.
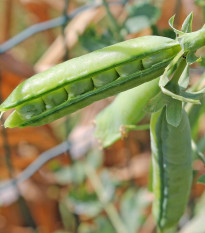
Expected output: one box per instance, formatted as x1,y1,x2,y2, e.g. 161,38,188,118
167,55,187,90
124,124,150,131
203,6,205,23
85,164,128,233
102,0,123,41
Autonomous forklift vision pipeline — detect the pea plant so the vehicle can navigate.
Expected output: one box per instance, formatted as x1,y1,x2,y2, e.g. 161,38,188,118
1,13,205,233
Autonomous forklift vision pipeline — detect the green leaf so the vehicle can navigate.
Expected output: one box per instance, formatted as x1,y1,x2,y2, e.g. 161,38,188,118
59,202,76,232
197,174,205,184
125,16,151,34
166,99,182,127
125,2,160,33
178,64,190,90
94,217,115,233
95,78,160,148
161,28,176,39
54,162,86,185
181,12,193,33
100,170,118,202
161,87,199,104
186,51,202,64
120,189,151,233
159,50,184,87
86,149,103,169
78,217,115,233
145,92,167,113
127,2,160,19
169,15,184,35
66,185,103,218
79,26,114,52
180,88,205,100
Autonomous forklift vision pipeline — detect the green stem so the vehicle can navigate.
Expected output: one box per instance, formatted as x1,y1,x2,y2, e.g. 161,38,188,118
124,124,150,131
85,164,128,233
157,226,177,233
160,50,184,87
165,54,187,94
170,57,187,85
102,0,123,41
203,6,205,23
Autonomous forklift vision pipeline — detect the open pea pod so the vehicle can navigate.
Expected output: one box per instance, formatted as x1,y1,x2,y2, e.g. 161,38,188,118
0,36,180,128
95,78,160,148
1,24,205,128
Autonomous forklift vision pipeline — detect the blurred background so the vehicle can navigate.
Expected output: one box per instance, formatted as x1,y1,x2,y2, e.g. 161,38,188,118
0,0,205,233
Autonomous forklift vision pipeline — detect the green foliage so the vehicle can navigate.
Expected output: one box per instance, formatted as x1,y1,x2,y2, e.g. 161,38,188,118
59,202,76,232
54,149,103,184
198,174,205,184
120,189,151,233
125,2,161,33
2,4,205,233
166,99,182,127
95,78,160,147
79,217,115,233
79,26,115,52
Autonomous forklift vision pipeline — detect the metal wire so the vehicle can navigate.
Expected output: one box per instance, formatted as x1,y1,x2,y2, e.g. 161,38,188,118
0,0,129,194
0,1,127,54
0,141,71,193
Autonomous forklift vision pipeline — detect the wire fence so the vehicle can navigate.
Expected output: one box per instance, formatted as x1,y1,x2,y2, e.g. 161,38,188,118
0,141,71,194
0,0,128,195
0,0,127,54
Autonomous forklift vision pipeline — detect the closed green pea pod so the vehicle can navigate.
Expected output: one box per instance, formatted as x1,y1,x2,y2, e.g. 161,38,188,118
150,108,192,231
0,36,181,128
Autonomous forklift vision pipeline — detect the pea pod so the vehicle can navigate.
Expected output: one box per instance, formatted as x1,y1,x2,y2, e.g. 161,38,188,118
0,36,181,128
150,107,192,231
